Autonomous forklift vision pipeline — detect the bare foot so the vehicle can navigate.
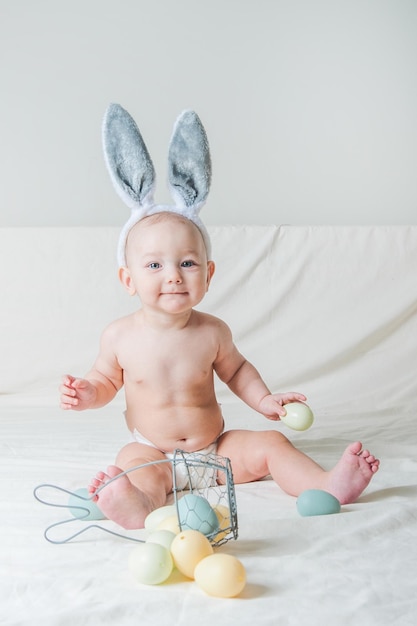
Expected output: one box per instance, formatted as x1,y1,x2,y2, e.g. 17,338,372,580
324,442,380,504
89,465,153,529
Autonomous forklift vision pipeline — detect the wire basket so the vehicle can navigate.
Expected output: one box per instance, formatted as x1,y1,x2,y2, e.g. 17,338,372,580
170,449,238,546
34,450,238,546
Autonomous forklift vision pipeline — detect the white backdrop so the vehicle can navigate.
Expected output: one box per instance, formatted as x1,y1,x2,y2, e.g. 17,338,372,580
1,0,416,228
1,225,416,419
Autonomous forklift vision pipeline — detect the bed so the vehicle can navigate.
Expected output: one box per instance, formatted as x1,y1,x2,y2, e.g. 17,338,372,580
1,225,416,625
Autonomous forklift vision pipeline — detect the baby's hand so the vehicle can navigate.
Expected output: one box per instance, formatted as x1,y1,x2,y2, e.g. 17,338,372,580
259,392,307,421
60,375,97,411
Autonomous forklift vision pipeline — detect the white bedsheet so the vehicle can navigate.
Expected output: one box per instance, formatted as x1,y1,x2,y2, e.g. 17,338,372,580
1,226,417,625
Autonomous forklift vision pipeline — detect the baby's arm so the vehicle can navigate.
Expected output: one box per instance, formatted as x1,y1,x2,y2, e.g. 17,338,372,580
214,320,306,420
60,324,123,411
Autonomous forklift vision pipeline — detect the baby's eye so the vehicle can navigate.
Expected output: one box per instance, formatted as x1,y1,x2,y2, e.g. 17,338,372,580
148,262,161,269
181,260,195,268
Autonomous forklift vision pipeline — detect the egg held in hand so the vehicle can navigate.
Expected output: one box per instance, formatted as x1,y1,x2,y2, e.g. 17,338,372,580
281,402,314,431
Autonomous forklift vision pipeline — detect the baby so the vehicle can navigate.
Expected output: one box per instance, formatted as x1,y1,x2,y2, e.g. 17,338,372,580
60,211,379,529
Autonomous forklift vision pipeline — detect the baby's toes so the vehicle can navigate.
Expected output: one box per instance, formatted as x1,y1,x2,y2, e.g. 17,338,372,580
363,452,380,473
365,453,375,463
371,459,380,472
89,471,106,492
361,449,377,463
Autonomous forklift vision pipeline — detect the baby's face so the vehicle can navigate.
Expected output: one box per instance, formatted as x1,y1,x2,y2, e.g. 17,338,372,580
121,215,215,315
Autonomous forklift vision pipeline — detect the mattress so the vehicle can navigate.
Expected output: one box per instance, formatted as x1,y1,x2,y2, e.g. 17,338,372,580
2,403,416,625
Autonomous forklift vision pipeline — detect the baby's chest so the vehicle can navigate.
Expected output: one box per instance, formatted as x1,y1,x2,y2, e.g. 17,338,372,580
119,334,216,384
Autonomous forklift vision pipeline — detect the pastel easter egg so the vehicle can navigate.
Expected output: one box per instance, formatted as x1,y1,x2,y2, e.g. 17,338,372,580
128,542,173,585
170,529,213,579
68,488,106,520
156,514,181,534
296,489,341,516
146,529,176,550
177,494,219,536
281,402,314,431
144,505,177,531
212,504,231,542
195,554,246,598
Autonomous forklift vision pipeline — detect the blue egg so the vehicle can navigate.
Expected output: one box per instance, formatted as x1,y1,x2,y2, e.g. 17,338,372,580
296,489,341,517
177,494,219,536
68,487,106,520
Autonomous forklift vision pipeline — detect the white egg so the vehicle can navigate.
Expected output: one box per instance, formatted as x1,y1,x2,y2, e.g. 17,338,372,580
128,542,173,585
146,529,176,550
281,402,314,431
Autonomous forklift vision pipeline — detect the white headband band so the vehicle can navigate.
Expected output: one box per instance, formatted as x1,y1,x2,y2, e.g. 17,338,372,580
102,104,212,266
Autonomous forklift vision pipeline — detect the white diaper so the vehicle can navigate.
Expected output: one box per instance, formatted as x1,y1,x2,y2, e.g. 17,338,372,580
131,428,219,490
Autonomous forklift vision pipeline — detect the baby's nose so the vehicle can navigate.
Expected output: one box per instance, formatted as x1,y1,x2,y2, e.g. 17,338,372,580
166,267,182,283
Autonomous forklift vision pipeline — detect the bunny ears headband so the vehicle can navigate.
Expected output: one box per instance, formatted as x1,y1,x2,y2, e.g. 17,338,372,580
102,103,212,266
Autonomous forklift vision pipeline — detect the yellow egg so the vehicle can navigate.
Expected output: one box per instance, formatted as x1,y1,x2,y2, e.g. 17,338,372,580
212,504,231,542
194,553,246,598
156,514,181,534
170,530,213,579
144,505,177,531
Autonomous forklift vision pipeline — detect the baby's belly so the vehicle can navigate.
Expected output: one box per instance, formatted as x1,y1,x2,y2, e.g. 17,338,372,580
125,405,224,454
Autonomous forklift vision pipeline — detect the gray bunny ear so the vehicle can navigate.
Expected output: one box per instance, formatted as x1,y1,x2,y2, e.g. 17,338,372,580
168,110,211,210
103,103,155,210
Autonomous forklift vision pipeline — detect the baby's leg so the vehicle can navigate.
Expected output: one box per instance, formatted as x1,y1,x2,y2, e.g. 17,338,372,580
217,430,379,504
89,442,173,529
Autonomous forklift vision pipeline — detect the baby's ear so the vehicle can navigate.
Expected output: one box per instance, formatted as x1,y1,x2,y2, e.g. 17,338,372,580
206,261,215,290
118,266,136,296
